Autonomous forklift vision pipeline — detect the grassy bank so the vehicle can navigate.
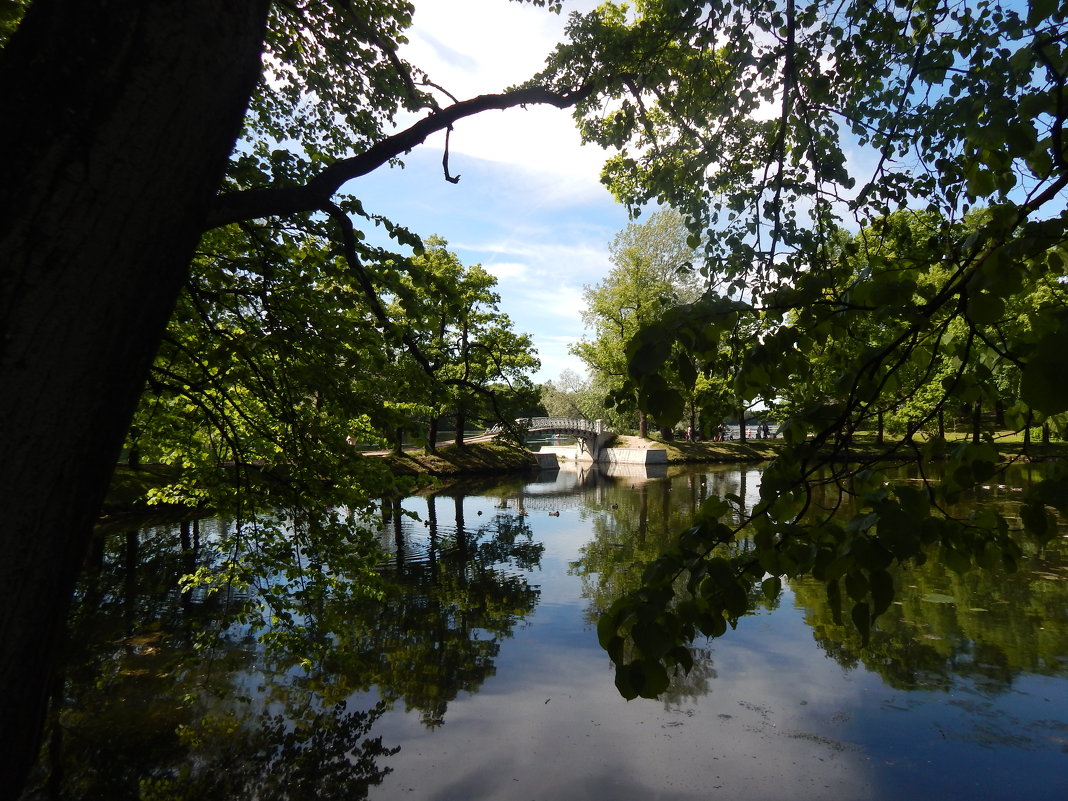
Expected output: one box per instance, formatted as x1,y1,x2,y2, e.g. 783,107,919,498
613,435,784,463
375,439,538,481
620,430,1068,466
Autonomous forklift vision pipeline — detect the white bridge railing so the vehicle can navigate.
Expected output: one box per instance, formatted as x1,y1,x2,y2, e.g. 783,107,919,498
526,417,601,434
486,417,605,436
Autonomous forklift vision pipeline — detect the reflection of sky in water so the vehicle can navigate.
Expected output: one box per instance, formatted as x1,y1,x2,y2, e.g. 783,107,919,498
363,465,1068,801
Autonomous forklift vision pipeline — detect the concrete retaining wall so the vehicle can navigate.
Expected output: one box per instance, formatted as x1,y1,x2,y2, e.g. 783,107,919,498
534,445,667,465
533,452,560,469
599,447,668,465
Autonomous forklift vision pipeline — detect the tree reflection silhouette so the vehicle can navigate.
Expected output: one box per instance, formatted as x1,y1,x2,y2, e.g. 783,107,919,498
24,494,543,798
791,536,1068,693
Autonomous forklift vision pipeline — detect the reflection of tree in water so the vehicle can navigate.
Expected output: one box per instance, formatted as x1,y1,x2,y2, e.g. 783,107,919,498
24,495,543,798
569,469,770,702
24,521,397,801
140,702,397,801
352,493,542,726
789,462,1068,694
792,537,1068,694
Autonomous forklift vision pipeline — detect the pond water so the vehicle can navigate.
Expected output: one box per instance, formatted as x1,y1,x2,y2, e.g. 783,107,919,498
24,462,1068,800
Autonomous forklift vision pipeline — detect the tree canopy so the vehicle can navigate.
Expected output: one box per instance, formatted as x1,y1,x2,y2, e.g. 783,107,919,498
572,207,701,435
541,0,1068,699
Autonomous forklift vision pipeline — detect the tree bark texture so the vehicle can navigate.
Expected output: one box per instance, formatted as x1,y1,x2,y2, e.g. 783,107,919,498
0,0,270,792
455,405,467,447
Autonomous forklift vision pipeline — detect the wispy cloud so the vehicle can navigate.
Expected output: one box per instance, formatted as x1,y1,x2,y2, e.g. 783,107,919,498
483,260,529,281
398,0,610,196
359,0,618,383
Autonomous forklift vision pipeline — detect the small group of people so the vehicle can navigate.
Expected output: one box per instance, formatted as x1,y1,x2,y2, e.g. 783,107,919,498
747,422,773,439
691,421,775,441
676,421,779,441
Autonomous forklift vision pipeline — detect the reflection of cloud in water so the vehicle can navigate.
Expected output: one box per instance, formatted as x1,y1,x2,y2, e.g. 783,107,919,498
394,533,862,794
369,621,878,801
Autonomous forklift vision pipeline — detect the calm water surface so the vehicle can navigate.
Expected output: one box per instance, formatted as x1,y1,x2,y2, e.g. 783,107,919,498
26,463,1068,800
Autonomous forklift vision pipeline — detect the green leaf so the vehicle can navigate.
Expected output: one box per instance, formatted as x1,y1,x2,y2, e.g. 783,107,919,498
844,570,868,602
826,579,843,626
632,620,672,659
722,580,749,618
596,610,618,649
761,575,782,601
894,484,930,519
1021,332,1068,414
628,659,670,699
698,612,727,638
669,645,695,675
675,352,698,390
648,385,686,426
966,291,1005,325
696,495,730,524
614,663,639,700
851,602,871,645
869,569,894,618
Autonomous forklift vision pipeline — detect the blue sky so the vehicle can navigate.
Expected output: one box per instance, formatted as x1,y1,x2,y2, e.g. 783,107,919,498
348,0,627,383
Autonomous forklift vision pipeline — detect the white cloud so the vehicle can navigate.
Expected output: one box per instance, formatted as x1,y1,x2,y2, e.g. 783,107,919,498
406,1,588,96
529,335,590,383
510,283,586,322
396,0,610,198
458,233,614,287
356,1,623,385
483,260,529,281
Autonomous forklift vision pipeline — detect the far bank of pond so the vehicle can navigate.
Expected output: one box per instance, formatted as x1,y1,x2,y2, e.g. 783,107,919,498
104,432,1068,517
38,459,1068,801
376,434,1068,489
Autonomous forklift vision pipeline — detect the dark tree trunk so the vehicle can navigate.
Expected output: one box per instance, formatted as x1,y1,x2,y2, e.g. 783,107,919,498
426,494,439,578
972,400,982,444
638,411,649,438
455,405,466,447
127,425,141,469
426,415,439,453
0,1,270,792
393,497,405,551
875,410,884,444
659,425,673,440
455,495,468,559
1043,421,1051,445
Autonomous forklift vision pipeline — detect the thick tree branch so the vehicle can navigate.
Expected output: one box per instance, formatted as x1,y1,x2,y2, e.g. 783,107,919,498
207,84,593,229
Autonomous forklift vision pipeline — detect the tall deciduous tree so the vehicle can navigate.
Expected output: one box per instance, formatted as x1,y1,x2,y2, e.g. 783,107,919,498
385,237,539,450
539,368,602,419
572,208,700,436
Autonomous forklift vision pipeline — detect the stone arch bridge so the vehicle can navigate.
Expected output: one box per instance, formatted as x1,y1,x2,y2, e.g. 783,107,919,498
489,417,616,462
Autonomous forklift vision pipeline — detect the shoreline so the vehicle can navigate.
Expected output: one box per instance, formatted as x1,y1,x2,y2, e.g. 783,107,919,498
101,434,1067,524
